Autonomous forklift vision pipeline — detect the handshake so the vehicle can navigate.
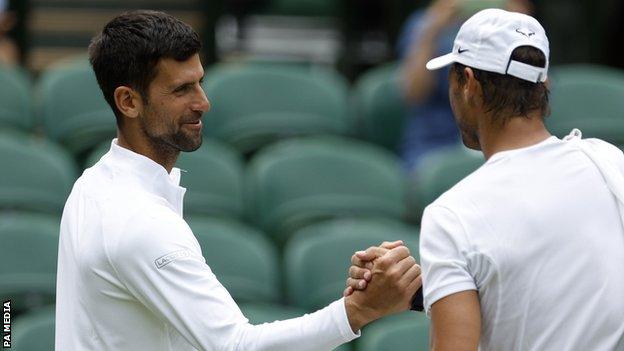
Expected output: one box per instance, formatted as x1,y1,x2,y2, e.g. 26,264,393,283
342,240,422,332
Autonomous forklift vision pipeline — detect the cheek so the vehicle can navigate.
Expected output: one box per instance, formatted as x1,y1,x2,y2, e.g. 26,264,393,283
144,103,174,131
449,89,463,120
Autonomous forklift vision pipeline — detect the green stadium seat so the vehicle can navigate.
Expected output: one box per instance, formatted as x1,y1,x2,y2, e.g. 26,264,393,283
412,145,484,215
86,138,245,218
352,62,407,151
84,141,108,167
202,64,350,154
0,65,32,132
357,311,430,351
11,305,55,351
284,217,419,311
38,62,116,156
246,136,407,242
0,213,59,312
0,131,78,214
187,216,281,303
177,140,245,218
547,64,624,144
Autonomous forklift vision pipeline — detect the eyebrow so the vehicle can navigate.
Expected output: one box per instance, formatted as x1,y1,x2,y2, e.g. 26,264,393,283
172,76,204,92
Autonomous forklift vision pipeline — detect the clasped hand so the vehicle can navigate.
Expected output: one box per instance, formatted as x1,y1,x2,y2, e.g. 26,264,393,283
343,240,422,330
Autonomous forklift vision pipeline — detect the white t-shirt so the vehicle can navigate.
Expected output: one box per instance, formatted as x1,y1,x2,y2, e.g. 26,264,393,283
55,139,358,350
420,136,624,350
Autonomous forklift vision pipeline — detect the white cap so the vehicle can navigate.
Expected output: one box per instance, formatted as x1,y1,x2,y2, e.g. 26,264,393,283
426,9,549,83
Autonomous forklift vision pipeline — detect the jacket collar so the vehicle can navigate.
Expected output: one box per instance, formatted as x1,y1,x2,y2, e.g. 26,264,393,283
105,139,186,215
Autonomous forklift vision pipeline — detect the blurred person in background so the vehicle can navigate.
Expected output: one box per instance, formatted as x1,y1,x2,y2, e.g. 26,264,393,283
349,8,624,350
0,0,18,66
397,0,532,172
55,10,422,350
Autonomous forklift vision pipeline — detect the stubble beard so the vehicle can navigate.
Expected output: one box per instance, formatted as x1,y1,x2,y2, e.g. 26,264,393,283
140,109,203,155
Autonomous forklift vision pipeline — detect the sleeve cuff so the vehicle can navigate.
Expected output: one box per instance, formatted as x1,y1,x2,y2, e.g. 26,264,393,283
331,297,361,341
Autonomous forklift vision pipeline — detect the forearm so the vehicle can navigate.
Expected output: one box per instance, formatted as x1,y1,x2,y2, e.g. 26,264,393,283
430,291,481,351
234,298,359,351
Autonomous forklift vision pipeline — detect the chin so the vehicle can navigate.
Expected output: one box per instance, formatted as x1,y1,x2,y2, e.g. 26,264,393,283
180,140,202,152
176,134,203,152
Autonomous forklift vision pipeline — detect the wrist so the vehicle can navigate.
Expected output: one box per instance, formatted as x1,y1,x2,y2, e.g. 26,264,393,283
344,294,378,332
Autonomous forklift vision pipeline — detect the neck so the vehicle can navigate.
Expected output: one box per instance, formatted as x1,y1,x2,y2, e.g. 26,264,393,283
477,111,552,160
117,130,179,173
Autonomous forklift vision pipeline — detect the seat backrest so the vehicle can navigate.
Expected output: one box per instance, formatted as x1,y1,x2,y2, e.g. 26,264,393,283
38,62,116,155
246,136,407,240
284,217,419,310
186,216,281,303
547,64,624,144
352,62,407,150
0,65,33,132
177,139,245,217
413,145,484,214
11,305,56,351
202,64,350,146
357,311,430,351
0,131,78,214
0,213,60,310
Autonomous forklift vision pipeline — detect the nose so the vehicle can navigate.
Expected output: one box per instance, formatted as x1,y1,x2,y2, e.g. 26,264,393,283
192,85,211,113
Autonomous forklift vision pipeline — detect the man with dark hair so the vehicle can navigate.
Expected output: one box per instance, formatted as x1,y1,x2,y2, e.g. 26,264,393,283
347,8,624,350
55,10,422,350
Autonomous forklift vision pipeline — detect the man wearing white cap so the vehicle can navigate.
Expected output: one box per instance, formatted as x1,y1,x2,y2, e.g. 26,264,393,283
347,8,624,350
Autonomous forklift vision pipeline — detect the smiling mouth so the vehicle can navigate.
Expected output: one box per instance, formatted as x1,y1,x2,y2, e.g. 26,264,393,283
182,120,202,129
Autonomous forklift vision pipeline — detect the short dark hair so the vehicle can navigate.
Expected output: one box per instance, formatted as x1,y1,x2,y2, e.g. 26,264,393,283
450,46,550,123
88,10,201,124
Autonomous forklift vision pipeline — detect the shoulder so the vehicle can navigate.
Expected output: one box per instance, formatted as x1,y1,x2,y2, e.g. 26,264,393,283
429,164,490,210
108,204,203,273
123,204,194,247
583,138,624,159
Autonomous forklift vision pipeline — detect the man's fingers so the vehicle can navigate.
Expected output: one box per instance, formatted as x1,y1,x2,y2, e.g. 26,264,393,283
350,253,375,270
376,246,411,269
343,286,353,297
355,246,389,262
346,277,368,291
349,266,372,281
399,262,421,286
394,255,417,276
379,240,404,250
406,275,423,298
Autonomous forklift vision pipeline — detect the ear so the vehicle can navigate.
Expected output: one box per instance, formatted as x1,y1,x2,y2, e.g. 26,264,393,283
463,67,482,103
113,86,143,119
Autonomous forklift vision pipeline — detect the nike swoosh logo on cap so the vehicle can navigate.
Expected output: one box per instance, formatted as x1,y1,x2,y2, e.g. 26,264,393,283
458,47,469,54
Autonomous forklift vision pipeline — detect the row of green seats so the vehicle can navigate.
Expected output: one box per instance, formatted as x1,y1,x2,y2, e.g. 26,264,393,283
1,129,486,232
1,213,419,312
2,62,621,160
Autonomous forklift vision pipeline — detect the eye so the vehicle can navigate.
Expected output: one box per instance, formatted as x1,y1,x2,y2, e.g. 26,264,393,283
174,84,191,94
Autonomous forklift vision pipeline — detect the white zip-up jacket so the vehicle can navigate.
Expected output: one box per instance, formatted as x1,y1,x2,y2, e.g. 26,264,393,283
55,139,359,350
